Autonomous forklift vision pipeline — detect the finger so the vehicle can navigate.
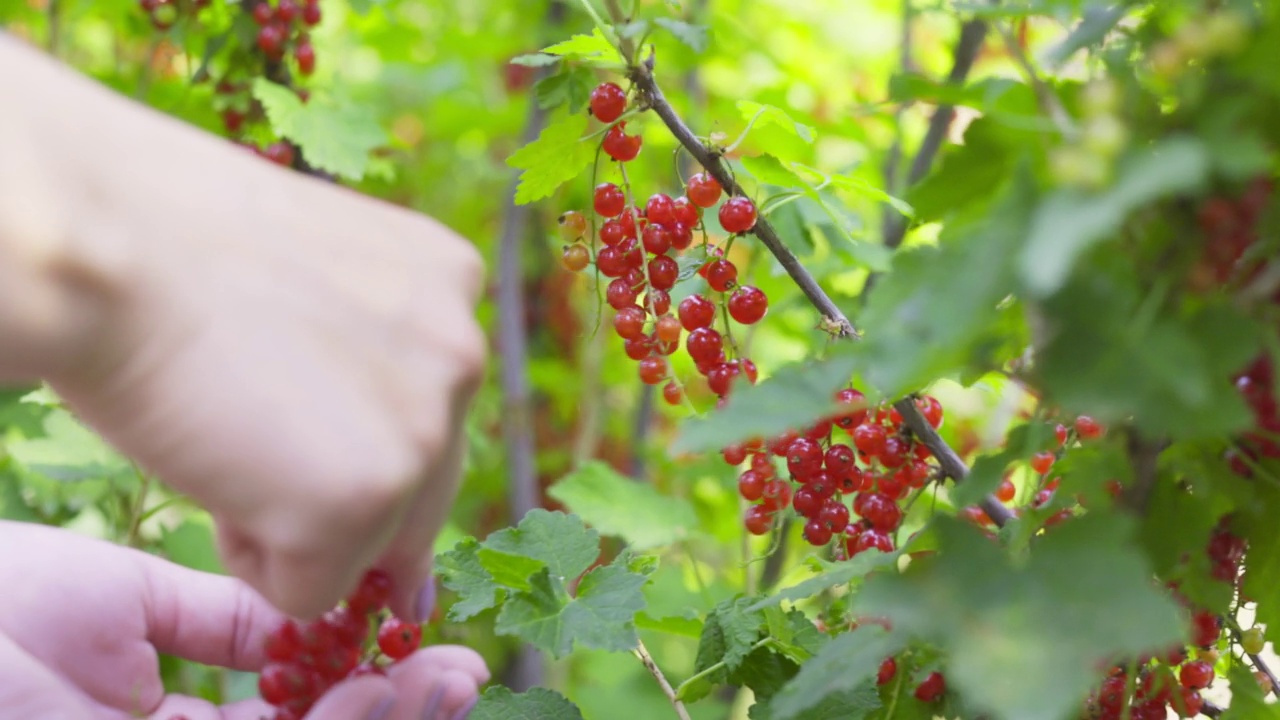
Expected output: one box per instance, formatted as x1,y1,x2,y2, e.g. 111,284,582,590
0,631,115,720
408,645,491,686
134,547,286,670
385,654,483,720
145,676,395,720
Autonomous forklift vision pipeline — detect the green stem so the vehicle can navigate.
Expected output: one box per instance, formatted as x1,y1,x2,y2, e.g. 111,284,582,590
673,638,771,698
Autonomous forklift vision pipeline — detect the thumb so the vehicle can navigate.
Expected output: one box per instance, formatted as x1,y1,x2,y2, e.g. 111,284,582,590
0,631,117,720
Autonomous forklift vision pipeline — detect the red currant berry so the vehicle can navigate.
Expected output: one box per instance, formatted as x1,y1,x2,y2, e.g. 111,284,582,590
686,327,724,364
265,621,304,662
1177,688,1204,717
669,221,694,250
877,657,897,685
590,82,627,123
561,244,590,272
855,528,894,554
648,255,679,290
916,396,944,428
879,436,908,468
655,314,682,344
804,519,833,546
594,183,625,217
704,259,738,292
793,487,823,517
662,381,682,406
259,663,318,706
728,286,768,324
623,336,653,360
603,123,642,162
859,492,902,532
1030,451,1055,475
301,0,321,25
914,672,946,703
706,362,742,397
686,172,723,208
276,0,299,22
996,478,1016,503
638,356,667,385
596,246,627,277
718,196,758,233
376,617,422,661
738,470,767,501
824,443,856,476
642,223,673,255
1054,423,1069,446
252,2,274,24
1179,660,1213,690
1075,415,1105,439
744,505,773,535
672,197,700,226
852,423,887,457
1191,611,1221,648
833,388,869,429
644,193,676,226
321,607,369,648
678,295,716,331
606,278,638,310
760,480,793,512
818,499,850,530
558,210,588,239
257,24,286,58
613,306,647,340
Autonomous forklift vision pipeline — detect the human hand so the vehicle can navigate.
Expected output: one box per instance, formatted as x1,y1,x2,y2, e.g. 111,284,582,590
0,521,488,720
0,37,487,621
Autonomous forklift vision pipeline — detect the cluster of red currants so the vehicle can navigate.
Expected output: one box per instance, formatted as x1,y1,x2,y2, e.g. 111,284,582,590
1229,353,1280,478
1192,176,1274,288
137,0,209,31
874,656,946,704
729,389,944,552
249,0,321,73
257,569,423,720
560,82,766,405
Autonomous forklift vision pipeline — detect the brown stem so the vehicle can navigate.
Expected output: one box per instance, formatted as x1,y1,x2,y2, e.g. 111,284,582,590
634,639,693,720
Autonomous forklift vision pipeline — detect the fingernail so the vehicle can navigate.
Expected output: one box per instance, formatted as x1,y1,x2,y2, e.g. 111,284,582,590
449,698,478,720
422,686,446,720
415,579,437,623
368,696,396,720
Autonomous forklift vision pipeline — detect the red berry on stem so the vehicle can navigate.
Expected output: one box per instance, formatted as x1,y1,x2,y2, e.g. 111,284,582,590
914,672,946,703
686,327,724,364
252,2,273,25
638,357,667,385
376,617,422,661
276,0,299,22
704,259,738,292
744,505,773,535
877,657,897,685
686,172,723,208
1075,415,1105,439
301,0,321,25
590,82,627,123
645,193,676,226
295,43,316,75
602,123,642,162
1191,611,1221,648
1030,451,1055,475
648,255,679,290
642,223,673,255
672,196,700,226
594,183,625,217
662,381,682,406
803,519,833,546
852,424,887,457
1179,660,1213,690
996,478,1016,503
793,487,822,516
257,24,286,58
818,499,850,530
719,196,758,233
562,244,590,272
834,388,869,429
347,569,393,615
613,306,647,340
678,295,716,331
728,286,768,324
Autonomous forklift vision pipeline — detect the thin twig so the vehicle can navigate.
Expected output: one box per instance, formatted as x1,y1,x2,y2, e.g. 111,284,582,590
125,464,153,548
994,22,1077,139
634,639,693,720
882,17,990,251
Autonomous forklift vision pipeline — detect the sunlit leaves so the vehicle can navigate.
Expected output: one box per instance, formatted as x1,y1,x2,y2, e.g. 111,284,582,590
507,110,596,204
251,79,388,181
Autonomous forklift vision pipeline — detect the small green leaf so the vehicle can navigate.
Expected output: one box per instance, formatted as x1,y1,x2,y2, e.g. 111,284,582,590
470,686,585,720
436,538,504,621
687,597,767,700
548,461,696,549
533,65,595,112
541,29,625,67
160,514,226,575
507,110,595,204
672,353,859,454
484,509,600,582
736,101,814,144
654,17,709,52
768,627,903,720
1020,136,1211,296
251,79,388,181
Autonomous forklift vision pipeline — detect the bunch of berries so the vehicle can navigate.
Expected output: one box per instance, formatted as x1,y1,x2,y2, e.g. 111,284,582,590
1229,353,1280,477
249,0,322,72
729,389,944,553
1191,176,1274,289
560,82,766,406
257,569,424,720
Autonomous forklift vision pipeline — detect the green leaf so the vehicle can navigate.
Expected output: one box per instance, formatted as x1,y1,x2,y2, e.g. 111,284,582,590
1020,136,1211,296
749,551,900,611
541,29,624,67
768,627,903,720
476,548,545,592
1221,659,1280,719
1241,482,1280,642
484,509,600,582
823,171,913,218
494,554,649,658
908,118,1014,224
672,353,858,454
7,409,132,483
533,65,595,112
1042,5,1129,68
635,611,703,638
159,515,226,575
737,101,814,144
470,687,585,720
752,683,881,720
436,538,504,621
684,597,767,701
855,515,1184,720
741,155,806,188
547,461,697,550
507,110,595,205
654,18,709,52
509,53,561,67
251,79,388,181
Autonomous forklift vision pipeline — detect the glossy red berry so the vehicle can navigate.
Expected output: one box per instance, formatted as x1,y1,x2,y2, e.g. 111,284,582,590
613,306,647,340
818,499,850,530
738,470,767,501
594,183,625,217
1030,451,1055,475
672,197,699,226
1191,611,1221,648
662,381,682,406
834,388,869,429
852,424,887,457
678,295,716,331
258,663,317,706
803,519,833,546
996,478,1016,503
704,260,738,292
744,505,773,535
760,480,792,512
916,396,944,428
793,487,822,516
718,196,758,233
1075,415,1105,439
877,657,897,685
276,0,299,22
252,2,274,24
728,286,768,324
301,0,321,25
686,327,724,364
644,194,676,226
562,244,590,272
686,172,723,208
914,672,946,703
257,24,286,58
648,255,679,291
602,123,642,162
638,356,667,385
376,617,422,661
293,43,316,75
642,223,673,255
1179,660,1213,690
590,82,627,123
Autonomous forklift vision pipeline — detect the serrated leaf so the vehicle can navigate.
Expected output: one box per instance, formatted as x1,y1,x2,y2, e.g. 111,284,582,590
654,17,709,52
1221,660,1280,719
470,687,585,720
495,555,648,658
476,548,545,592
251,79,387,181
691,598,766,681
533,65,595,112
751,683,881,720
768,627,903,720
484,509,600,582
855,514,1184,720
7,409,132,483
636,611,703,638
541,29,624,67
1020,136,1210,296
737,101,814,144
507,111,595,204
672,352,859,454
435,537,504,621
741,155,806,189
547,461,696,549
